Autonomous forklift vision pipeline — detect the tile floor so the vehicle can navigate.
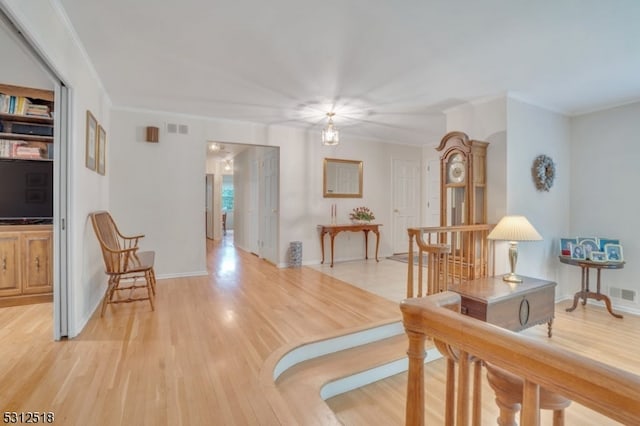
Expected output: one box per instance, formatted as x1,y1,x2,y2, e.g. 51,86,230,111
306,257,419,303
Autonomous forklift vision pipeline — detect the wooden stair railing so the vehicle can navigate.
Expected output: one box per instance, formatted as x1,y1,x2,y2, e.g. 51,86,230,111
400,292,640,426
406,224,495,298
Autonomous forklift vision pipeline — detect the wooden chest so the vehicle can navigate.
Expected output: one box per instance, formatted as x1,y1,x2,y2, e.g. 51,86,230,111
448,275,556,334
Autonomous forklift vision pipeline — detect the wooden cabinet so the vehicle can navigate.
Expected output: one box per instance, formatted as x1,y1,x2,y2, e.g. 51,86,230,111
449,275,556,337
22,230,53,294
0,231,21,296
0,225,52,306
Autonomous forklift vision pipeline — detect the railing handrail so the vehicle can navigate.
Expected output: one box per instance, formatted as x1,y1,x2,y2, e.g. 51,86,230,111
401,292,640,425
408,223,494,232
408,223,494,244
407,224,495,298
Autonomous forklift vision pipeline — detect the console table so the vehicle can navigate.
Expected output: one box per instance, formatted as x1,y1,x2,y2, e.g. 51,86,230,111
559,256,624,318
448,275,556,337
318,223,381,267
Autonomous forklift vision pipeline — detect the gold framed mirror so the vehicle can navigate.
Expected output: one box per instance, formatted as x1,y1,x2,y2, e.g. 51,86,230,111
323,158,363,198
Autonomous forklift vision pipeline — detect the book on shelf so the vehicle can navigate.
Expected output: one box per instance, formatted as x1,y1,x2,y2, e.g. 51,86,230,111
0,139,50,160
15,146,41,159
0,93,51,118
26,104,51,117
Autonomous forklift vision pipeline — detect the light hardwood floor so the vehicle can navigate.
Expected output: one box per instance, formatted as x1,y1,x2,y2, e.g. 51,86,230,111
0,236,638,425
0,236,399,425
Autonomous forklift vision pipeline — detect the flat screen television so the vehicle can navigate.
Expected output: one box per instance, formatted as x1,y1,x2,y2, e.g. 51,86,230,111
0,158,53,223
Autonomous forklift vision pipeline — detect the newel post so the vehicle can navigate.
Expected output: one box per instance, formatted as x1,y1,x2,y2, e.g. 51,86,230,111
405,329,426,426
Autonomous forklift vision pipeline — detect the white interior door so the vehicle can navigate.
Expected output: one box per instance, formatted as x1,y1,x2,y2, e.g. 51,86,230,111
205,174,214,239
392,158,421,254
259,149,279,263
248,159,259,254
426,159,440,226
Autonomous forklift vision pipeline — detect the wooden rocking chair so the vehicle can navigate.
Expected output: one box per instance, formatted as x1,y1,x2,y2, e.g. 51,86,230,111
89,211,156,316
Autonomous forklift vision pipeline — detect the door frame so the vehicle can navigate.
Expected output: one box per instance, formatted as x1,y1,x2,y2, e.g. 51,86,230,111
1,7,70,339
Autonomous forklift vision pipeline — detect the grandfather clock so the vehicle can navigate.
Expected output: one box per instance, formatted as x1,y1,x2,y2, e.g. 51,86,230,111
436,131,488,227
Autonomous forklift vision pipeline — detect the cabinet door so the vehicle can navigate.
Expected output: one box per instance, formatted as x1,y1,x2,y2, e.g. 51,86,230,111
0,232,21,296
21,231,52,294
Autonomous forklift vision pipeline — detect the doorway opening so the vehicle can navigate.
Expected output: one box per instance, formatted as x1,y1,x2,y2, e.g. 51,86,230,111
0,8,70,339
205,141,279,264
222,175,234,237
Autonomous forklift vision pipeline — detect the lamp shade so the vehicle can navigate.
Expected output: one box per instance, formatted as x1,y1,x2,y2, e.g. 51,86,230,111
487,215,542,241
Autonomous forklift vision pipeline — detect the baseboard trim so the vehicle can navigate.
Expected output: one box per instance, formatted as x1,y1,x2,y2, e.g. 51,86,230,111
320,347,442,400
273,320,405,381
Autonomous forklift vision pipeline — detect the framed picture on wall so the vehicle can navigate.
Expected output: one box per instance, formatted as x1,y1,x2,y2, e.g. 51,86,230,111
97,124,106,175
85,110,97,171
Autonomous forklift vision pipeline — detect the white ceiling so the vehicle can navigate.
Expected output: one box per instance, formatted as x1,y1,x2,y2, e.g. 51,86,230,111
58,0,640,146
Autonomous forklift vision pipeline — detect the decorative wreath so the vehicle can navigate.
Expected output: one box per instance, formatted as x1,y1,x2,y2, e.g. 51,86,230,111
532,155,556,192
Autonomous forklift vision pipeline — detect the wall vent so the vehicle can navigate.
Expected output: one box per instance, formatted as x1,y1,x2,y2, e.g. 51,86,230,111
178,124,189,135
167,123,177,133
610,287,636,302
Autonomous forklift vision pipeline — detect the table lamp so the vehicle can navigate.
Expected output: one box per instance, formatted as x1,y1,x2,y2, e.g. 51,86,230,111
487,215,542,283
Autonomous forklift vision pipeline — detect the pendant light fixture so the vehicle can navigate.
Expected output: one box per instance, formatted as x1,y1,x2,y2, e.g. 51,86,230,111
322,112,339,146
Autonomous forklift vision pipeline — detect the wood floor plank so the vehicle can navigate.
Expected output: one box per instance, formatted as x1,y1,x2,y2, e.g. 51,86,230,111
0,238,399,425
1,235,637,425
327,299,640,425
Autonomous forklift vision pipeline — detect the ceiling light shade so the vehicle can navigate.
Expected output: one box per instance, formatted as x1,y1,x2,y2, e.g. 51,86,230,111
224,159,232,171
322,112,339,146
487,215,542,283
209,142,222,152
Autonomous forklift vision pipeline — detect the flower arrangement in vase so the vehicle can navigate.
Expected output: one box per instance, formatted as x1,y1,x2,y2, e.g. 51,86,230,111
349,206,375,224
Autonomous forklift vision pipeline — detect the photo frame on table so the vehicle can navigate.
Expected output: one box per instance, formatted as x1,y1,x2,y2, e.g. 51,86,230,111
85,110,97,171
590,251,607,262
604,244,624,262
571,244,586,260
577,238,599,260
599,238,619,251
577,238,599,252
97,124,106,175
559,238,577,256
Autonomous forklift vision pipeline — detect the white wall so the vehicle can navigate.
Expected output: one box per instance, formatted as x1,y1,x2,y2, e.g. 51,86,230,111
109,109,207,277
445,96,573,296
108,108,423,272
445,97,508,223
0,17,52,90
506,97,571,291
444,97,508,277
3,0,112,336
571,101,640,313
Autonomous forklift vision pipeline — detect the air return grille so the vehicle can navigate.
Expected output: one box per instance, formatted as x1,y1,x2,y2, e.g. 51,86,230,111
610,287,636,302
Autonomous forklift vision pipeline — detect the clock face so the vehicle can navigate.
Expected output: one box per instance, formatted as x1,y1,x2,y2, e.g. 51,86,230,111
448,161,466,183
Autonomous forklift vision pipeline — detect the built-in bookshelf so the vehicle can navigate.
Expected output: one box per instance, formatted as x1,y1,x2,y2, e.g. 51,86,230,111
0,83,54,161
0,84,54,306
